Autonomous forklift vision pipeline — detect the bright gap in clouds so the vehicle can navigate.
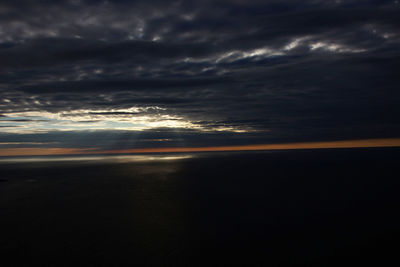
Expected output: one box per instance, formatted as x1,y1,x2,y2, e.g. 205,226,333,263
0,106,253,133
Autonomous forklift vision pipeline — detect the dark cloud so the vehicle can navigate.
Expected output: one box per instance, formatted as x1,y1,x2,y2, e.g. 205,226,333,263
13,77,231,94
0,0,399,150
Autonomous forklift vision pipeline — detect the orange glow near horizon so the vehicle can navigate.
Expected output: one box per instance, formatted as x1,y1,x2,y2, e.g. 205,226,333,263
1,138,400,157
0,148,97,157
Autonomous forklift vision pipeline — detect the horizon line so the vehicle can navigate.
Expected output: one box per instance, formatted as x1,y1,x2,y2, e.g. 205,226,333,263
0,137,400,157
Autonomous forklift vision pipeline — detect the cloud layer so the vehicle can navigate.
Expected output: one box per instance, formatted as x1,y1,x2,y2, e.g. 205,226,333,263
1,0,399,151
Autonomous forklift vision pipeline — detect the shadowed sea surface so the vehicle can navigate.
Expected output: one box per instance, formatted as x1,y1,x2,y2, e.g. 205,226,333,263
1,148,400,266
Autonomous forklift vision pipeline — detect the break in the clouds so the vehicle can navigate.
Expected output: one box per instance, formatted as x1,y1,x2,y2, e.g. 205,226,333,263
0,0,400,151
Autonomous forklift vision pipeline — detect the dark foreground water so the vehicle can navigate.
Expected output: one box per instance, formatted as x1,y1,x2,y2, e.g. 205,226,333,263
1,148,400,266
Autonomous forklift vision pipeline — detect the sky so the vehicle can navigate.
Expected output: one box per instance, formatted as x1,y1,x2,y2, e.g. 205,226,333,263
0,0,400,156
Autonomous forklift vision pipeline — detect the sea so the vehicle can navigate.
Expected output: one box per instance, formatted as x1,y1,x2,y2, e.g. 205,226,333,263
1,148,400,266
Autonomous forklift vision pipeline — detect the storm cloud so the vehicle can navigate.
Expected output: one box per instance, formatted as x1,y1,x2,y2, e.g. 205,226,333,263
0,0,399,150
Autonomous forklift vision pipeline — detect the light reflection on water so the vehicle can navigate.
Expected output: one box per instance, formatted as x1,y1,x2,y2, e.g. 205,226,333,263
0,154,194,164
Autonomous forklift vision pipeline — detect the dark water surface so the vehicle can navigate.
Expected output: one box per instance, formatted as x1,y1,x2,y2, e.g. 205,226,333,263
1,148,400,266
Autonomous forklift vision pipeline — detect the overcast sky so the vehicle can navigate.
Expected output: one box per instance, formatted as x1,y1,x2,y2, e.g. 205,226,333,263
0,0,399,153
